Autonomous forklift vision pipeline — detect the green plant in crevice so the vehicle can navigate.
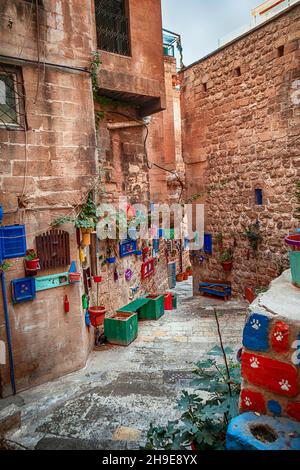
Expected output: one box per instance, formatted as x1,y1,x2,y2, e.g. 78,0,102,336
91,50,101,96
145,345,241,451
244,221,262,251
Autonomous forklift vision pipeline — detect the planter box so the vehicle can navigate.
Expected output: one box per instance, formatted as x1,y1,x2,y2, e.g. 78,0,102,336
104,312,138,346
118,297,150,317
140,295,164,320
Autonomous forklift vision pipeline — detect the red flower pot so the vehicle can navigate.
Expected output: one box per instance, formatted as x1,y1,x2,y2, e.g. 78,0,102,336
176,273,184,282
93,276,103,283
164,293,173,311
69,272,81,283
183,272,189,281
222,261,233,272
88,306,106,327
25,258,40,270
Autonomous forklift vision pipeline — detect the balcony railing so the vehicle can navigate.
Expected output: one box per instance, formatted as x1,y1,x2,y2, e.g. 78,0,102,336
95,0,130,56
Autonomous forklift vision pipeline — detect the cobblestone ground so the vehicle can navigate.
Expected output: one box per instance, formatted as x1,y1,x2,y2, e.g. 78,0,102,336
4,279,247,450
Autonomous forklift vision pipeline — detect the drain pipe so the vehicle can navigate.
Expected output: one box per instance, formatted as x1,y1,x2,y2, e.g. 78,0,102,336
1,271,16,395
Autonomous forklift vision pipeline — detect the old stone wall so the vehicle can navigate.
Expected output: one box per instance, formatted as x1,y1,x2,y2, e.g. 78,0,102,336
181,3,300,297
0,0,97,396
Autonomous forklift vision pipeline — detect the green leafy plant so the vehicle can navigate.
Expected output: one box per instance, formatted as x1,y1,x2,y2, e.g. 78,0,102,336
0,261,11,272
25,250,38,261
145,345,241,450
215,232,223,249
244,221,262,251
52,192,97,231
218,248,233,263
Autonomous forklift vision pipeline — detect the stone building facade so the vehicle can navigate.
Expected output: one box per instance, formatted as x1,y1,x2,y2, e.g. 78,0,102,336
181,2,300,297
0,0,184,397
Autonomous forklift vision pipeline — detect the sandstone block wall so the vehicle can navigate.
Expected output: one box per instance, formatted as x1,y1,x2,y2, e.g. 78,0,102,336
181,3,300,297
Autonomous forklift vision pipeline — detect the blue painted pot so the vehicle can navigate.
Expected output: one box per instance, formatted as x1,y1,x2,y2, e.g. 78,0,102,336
226,412,300,451
106,257,116,264
135,250,142,256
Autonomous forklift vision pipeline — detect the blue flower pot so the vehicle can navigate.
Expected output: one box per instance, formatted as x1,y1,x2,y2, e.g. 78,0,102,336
106,257,116,264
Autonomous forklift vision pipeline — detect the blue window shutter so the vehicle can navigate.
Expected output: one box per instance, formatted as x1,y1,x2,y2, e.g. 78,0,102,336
0,225,27,259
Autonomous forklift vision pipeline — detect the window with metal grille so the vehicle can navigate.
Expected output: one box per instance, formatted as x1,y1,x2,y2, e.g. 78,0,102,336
94,0,130,56
0,65,25,129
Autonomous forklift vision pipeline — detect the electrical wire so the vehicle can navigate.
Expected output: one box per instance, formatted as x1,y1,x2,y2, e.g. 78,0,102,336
106,109,185,202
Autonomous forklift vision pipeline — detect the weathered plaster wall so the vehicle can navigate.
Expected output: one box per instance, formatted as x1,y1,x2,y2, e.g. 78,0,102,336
181,4,300,297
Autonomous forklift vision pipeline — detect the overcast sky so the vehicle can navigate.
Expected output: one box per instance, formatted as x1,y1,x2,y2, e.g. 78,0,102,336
161,0,261,65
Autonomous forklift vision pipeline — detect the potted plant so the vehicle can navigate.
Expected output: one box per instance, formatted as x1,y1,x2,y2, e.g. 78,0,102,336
186,266,193,276
88,279,106,327
51,192,98,246
24,250,40,270
176,272,184,282
106,246,116,264
183,271,189,281
219,248,233,272
285,234,300,287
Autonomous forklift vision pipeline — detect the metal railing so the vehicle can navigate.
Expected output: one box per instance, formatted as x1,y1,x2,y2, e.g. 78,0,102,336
94,0,130,56
0,64,26,130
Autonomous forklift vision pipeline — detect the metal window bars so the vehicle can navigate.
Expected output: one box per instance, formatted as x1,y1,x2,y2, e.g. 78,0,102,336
94,0,130,56
0,63,26,130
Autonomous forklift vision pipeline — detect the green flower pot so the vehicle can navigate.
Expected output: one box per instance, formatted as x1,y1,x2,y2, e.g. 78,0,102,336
289,251,300,288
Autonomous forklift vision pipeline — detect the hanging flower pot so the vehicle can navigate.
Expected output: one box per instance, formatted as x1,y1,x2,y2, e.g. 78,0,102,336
285,234,300,287
135,250,142,256
88,306,106,327
186,266,193,276
222,261,233,273
219,248,234,273
106,257,116,264
82,232,91,246
69,272,81,284
24,250,40,271
93,275,103,283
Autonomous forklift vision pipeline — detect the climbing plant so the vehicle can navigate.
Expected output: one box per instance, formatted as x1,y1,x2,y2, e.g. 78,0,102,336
244,221,262,251
51,191,98,230
145,345,241,450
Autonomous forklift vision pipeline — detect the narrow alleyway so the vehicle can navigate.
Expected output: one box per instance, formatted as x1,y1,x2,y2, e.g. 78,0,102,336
4,279,247,450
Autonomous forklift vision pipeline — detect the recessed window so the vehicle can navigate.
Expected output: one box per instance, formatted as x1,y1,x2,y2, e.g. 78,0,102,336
0,65,25,129
203,82,208,92
255,189,263,206
277,45,285,57
94,0,130,56
235,66,242,77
